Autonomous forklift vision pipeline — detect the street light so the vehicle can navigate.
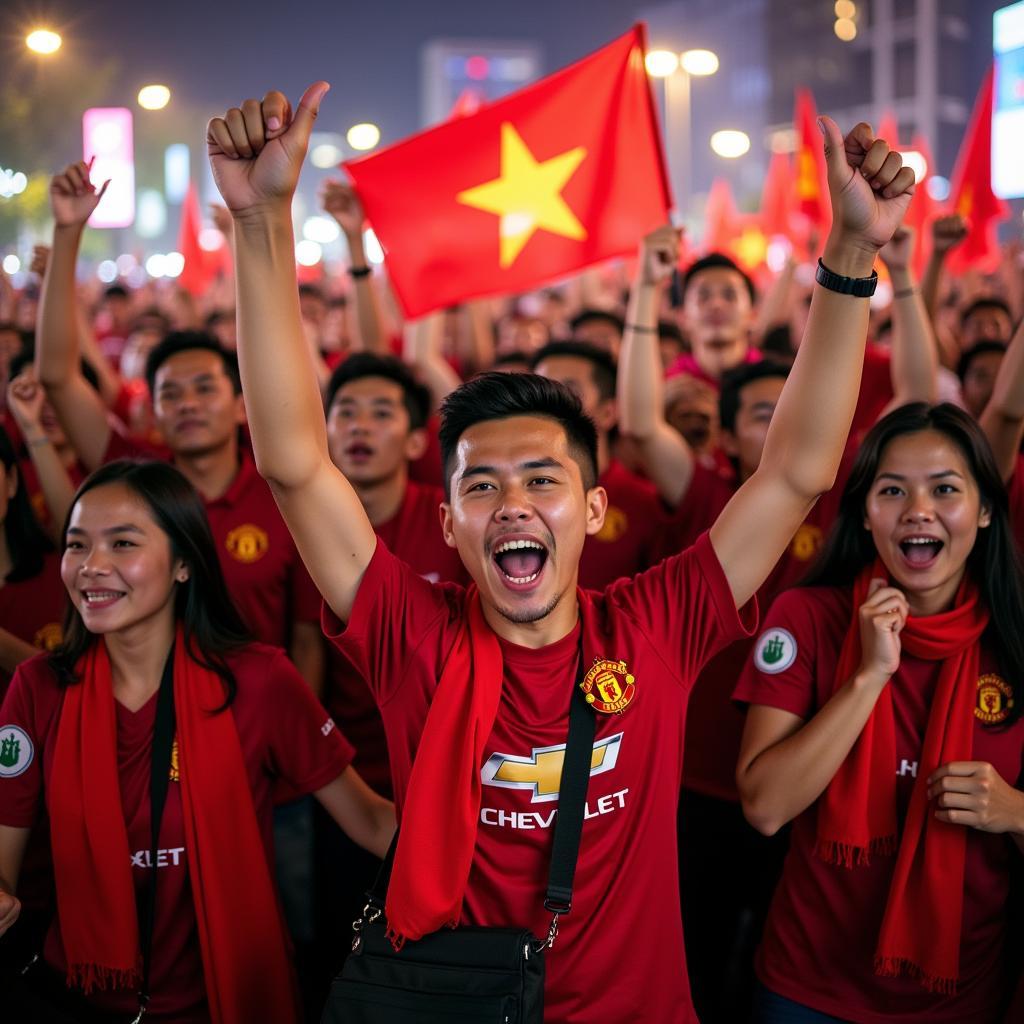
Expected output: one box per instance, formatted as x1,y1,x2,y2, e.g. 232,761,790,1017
645,50,680,78
138,85,171,111
710,130,751,159
26,29,61,55
651,47,720,220
346,123,381,151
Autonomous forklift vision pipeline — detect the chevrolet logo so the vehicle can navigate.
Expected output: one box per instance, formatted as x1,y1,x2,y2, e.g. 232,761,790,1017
481,733,623,803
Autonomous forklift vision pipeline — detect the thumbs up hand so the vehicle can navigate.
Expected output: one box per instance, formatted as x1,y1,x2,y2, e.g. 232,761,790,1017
207,82,330,218
819,117,916,262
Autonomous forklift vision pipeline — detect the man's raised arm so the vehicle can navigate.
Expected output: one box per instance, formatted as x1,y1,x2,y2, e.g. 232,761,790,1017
35,163,113,470
207,83,376,622
710,117,915,608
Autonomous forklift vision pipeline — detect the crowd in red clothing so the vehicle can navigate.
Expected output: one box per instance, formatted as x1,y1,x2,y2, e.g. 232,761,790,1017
0,82,1022,1024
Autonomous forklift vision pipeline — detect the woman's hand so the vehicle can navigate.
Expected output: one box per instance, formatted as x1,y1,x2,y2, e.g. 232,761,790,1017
857,578,908,685
0,889,20,938
928,762,1024,835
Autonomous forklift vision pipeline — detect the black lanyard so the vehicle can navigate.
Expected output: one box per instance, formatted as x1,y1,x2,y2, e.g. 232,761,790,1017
132,642,176,1023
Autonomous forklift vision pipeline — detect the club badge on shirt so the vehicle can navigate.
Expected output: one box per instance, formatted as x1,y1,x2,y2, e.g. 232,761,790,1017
581,658,636,714
975,674,1013,725
0,725,33,778
225,523,270,563
753,628,797,674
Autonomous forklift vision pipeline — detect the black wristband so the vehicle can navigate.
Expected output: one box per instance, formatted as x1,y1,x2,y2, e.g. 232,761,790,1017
892,286,916,299
624,322,657,334
348,265,371,279
815,258,878,298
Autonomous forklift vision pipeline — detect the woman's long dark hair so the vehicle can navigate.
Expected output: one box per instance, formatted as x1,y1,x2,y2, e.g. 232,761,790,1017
0,425,54,582
803,403,1024,724
50,459,251,705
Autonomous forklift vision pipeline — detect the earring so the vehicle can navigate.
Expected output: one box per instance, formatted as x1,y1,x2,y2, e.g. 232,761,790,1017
177,572,190,583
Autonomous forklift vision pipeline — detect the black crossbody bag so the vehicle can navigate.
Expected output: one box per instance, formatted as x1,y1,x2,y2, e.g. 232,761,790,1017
322,648,595,1024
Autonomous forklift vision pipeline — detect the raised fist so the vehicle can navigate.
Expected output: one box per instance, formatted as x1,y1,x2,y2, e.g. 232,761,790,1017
321,180,365,238
819,118,915,253
638,225,682,287
50,159,110,229
878,226,915,274
7,369,46,433
857,579,908,685
206,82,330,217
931,214,968,256
30,244,51,278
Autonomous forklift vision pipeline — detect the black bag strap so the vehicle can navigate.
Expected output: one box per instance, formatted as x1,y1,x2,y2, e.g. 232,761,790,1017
364,636,595,943
133,642,176,1022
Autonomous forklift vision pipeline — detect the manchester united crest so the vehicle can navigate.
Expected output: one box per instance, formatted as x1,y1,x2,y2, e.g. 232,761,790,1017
581,658,636,715
225,523,269,564
975,674,1014,725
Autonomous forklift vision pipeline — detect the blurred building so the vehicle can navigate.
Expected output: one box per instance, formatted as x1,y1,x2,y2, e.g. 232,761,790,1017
641,0,1006,215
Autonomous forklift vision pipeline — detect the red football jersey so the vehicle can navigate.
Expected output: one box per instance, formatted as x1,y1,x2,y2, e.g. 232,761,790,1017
734,586,1024,1023
0,645,353,1023
324,532,756,1023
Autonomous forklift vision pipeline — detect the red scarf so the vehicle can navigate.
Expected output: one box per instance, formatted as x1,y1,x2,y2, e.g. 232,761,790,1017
386,589,503,947
816,563,989,992
49,630,300,1024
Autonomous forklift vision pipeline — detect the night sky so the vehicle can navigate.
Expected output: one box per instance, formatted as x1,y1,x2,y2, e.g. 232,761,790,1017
15,1,640,145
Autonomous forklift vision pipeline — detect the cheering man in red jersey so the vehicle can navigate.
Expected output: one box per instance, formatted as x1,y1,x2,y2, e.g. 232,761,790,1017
207,80,914,1023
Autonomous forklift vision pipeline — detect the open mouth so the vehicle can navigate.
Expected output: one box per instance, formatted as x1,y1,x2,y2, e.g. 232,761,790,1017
345,442,374,462
492,538,549,588
898,536,944,569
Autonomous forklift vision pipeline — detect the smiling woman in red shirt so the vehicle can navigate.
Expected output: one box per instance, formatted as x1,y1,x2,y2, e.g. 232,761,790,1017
0,459,395,1024
735,403,1024,1024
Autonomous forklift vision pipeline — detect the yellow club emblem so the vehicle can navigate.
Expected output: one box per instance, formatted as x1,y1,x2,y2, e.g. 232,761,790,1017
580,658,636,715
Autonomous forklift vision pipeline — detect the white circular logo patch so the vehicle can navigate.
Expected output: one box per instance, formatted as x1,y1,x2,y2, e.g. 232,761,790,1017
753,628,798,674
0,725,33,778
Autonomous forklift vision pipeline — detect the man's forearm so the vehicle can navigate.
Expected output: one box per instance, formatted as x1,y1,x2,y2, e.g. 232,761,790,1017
37,226,84,389
887,267,938,405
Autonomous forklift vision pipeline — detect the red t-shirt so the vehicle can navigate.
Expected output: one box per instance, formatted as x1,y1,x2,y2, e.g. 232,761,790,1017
734,586,1024,1023
323,532,756,1023
1005,455,1024,557
662,463,832,799
851,343,894,445
324,480,468,796
103,434,321,648
408,414,444,488
578,459,668,589
0,552,65,701
0,645,353,1024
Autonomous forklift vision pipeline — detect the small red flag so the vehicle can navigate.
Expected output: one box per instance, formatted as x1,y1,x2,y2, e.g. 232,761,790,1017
345,26,671,317
449,88,485,120
760,151,794,242
945,66,1010,275
176,183,230,297
875,110,900,148
793,89,831,237
903,134,936,281
701,178,741,254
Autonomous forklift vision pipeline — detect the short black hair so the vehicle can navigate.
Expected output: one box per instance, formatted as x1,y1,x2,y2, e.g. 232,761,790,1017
760,325,794,362
298,283,325,301
960,297,1012,331
719,360,789,433
10,345,100,393
324,352,431,431
569,308,625,338
144,331,241,397
956,340,1007,383
682,252,756,305
657,319,684,346
530,340,617,402
439,372,599,498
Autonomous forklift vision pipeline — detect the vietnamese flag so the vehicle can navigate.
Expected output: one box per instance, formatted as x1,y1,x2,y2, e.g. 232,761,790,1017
702,178,741,254
760,150,794,242
345,26,671,317
793,89,830,237
176,183,231,297
945,66,1009,275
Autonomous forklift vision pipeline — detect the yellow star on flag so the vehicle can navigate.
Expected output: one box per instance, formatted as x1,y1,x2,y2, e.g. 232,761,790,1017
457,123,587,268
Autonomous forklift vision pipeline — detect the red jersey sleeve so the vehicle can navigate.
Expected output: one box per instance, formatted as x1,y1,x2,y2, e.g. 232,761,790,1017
732,588,823,719
604,530,758,690
289,556,322,625
0,659,55,828
261,648,355,793
321,539,456,707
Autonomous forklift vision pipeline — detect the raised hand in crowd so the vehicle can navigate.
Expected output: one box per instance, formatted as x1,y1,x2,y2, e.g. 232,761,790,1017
29,244,50,279
6,369,75,541
49,158,109,229
922,212,969,321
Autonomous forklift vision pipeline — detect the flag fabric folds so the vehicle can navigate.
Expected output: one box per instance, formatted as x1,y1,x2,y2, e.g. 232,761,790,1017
345,25,671,317
793,89,831,238
177,183,230,297
945,66,1009,276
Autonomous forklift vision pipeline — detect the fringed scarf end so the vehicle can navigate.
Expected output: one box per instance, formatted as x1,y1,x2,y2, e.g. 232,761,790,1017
874,955,957,995
66,962,139,995
815,834,897,868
